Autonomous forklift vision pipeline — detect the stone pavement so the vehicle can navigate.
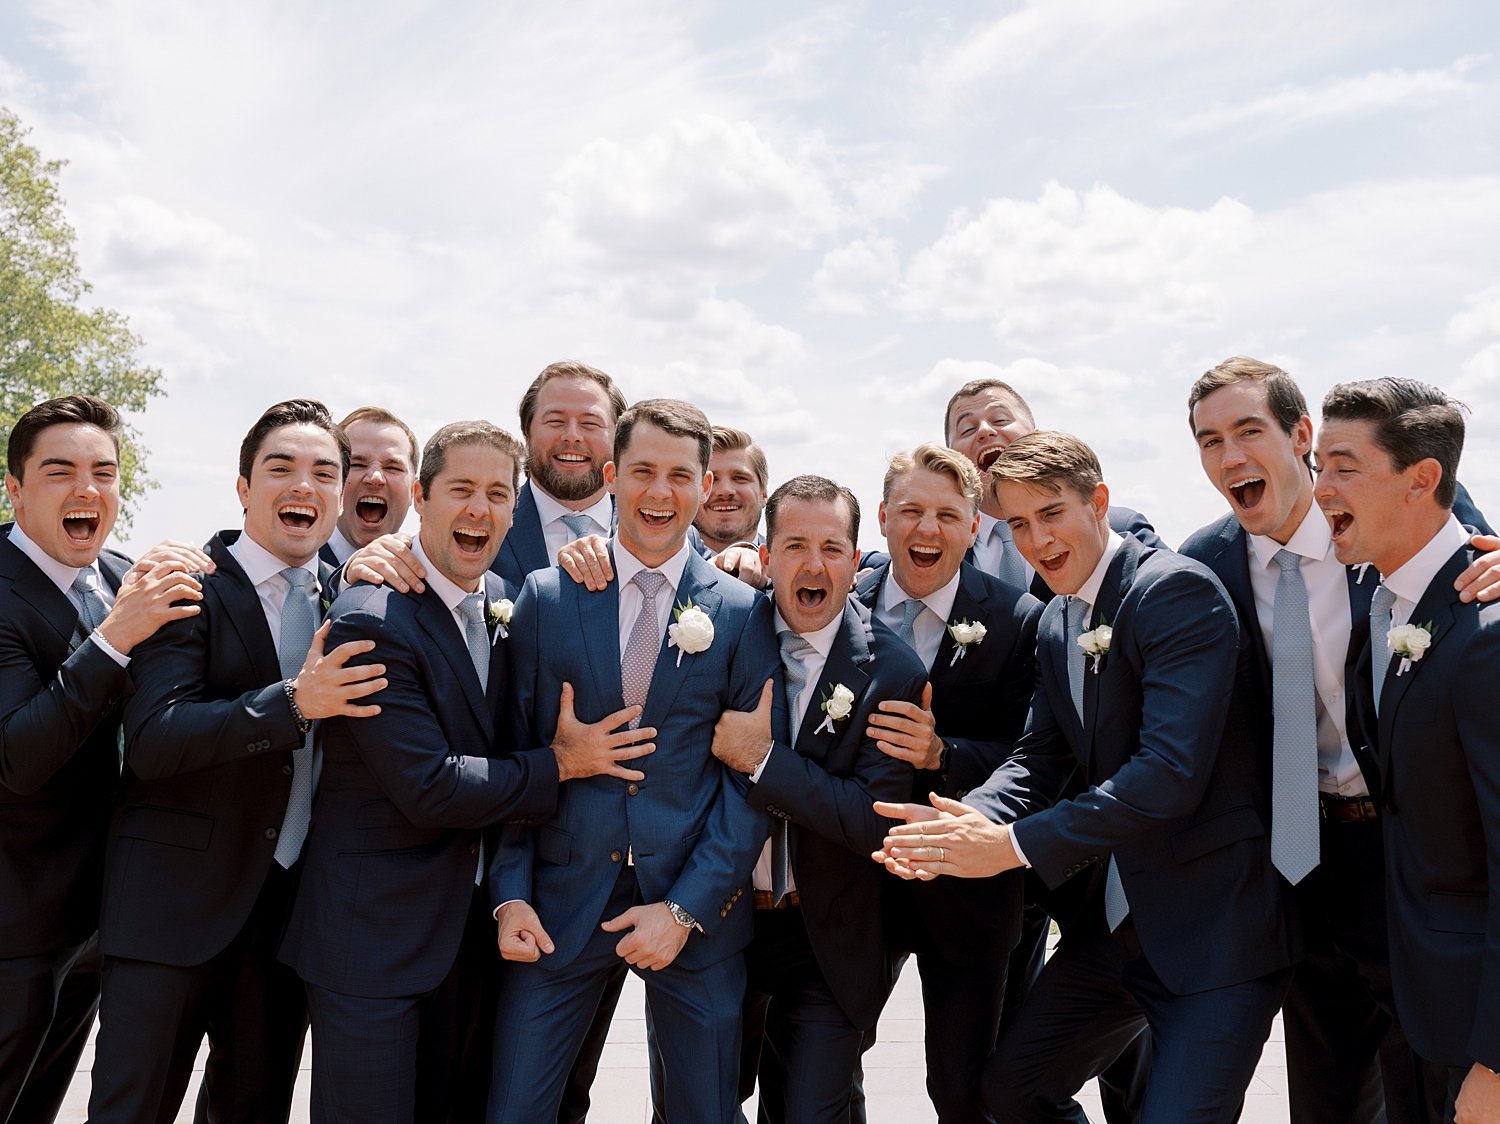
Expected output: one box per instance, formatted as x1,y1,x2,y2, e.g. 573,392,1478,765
59,961,1292,1122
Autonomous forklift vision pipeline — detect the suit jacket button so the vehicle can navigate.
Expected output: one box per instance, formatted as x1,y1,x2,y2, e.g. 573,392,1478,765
720,909,728,918
628,783,640,796
264,827,279,840
247,743,259,753
610,850,622,863
282,764,294,776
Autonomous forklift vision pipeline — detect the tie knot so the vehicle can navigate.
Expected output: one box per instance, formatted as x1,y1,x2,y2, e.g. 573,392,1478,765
460,590,486,623
281,567,314,593
561,513,596,541
71,570,96,596
901,598,925,630
633,570,667,599
1372,584,1396,615
778,629,813,663
1273,548,1302,574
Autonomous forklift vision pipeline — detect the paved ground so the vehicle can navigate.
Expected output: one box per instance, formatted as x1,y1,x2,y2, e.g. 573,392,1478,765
59,956,1292,1122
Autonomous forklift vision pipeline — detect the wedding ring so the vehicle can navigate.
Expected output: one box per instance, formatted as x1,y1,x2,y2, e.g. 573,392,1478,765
939,847,946,863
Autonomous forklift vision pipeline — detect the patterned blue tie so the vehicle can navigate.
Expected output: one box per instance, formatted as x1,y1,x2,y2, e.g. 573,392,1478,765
459,592,490,687
71,570,110,633
621,571,666,729
1270,550,1319,884
1068,596,1128,929
560,513,596,542
775,630,814,905
275,568,318,868
1371,584,1397,713
897,598,924,648
993,520,1029,591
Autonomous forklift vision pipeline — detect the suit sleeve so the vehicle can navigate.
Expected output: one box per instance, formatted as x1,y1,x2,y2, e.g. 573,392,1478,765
1004,568,1240,888
487,574,546,906
751,667,924,856
1458,618,1500,1069
662,605,777,931
330,598,558,831
1454,483,1495,537
940,597,1043,796
0,618,130,794
964,667,1078,828
122,607,303,781
1111,507,1167,551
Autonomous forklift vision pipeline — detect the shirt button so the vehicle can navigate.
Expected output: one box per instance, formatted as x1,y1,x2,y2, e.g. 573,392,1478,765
610,850,622,863
627,783,640,796
264,827,279,840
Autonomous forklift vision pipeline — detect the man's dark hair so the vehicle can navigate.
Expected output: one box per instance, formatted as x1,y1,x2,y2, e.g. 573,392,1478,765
238,399,350,481
1321,378,1466,509
1188,357,1312,469
517,361,628,438
764,474,861,546
7,395,121,479
419,421,525,495
613,398,713,471
943,378,1034,443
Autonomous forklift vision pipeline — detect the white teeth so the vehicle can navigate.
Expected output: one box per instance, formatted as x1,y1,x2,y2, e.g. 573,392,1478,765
356,497,386,508
555,453,587,462
642,508,673,518
1230,477,1264,489
63,511,98,521
454,528,486,539
911,546,940,556
281,505,317,517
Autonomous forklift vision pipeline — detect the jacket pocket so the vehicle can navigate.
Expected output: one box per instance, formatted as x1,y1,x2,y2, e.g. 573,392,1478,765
117,805,214,851
1168,805,1263,865
1427,890,1486,934
537,825,572,866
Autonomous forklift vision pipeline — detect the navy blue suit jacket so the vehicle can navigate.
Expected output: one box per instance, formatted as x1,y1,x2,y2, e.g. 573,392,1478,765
280,571,559,998
109,531,331,966
1350,543,1500,1070
747,598,925,1029
853,561,1044,966
0,527,130,957
490,548,779,970
970,536,1296,995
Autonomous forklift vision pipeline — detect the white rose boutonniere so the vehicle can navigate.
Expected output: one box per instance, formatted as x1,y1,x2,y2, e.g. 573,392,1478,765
1077,620,1113,673
946,619,988,666
667,600,714,666
487,598,514,641
814,683,855,735
1387,621,1435,676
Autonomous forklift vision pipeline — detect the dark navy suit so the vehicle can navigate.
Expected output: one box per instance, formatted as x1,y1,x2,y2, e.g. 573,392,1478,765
741,599,924,1121
0,527,129,1123
974,536,1296,1124
89,531,329,1124
852,561,1042,1123
1351,543,1500,1113
487,548,778,1124
280,571,560,1122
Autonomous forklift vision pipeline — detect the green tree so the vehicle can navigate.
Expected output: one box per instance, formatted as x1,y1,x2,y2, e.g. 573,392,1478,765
1,106,162,526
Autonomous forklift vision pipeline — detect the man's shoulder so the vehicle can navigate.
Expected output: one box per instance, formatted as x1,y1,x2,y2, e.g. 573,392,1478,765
1125,542,1229,610
1178,512,1242,563
959,561,1044,620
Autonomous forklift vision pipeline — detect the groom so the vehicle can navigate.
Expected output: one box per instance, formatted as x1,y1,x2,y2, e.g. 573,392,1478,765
487,398,778,1124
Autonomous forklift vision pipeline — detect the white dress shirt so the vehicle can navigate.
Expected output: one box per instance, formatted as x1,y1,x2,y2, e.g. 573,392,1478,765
750,607,844,892
8,522,126,666
612,539,692,656
1379,515,1470,628
533,487,614,566
228,532,322,645
876,568,961,671
324,527,358,565
1247,505,1366,796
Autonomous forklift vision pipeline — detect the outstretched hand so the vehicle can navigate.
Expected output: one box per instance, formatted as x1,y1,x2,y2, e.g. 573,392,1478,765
871,793,1019,880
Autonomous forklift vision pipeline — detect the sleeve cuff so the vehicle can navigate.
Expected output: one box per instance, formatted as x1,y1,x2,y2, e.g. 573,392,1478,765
749,742,775,783
1008,824,1033,869
90,630,131,668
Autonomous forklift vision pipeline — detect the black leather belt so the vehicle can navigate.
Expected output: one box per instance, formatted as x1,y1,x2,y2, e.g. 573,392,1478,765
753,890,800,910
1319,793,1379,823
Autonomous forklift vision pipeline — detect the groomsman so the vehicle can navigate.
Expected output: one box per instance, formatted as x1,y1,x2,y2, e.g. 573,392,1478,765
1315,379,1500,1122
710,474,925,1121
851,444,1043,1123
321,406,420,565
1,396,205,1124
694,426,769,556
877,430,1296,1124
488,399,779,1124
88,400,387,1124
1182,358,1500,1124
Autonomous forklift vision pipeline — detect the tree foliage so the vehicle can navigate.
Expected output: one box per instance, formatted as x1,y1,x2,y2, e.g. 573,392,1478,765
1,106,162,526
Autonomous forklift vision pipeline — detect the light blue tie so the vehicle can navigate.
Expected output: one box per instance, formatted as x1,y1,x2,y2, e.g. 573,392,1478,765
276,568,318,868
898,598,924,648
71,570,110,633
1371,584,1397,713
775,630,814,905
1270,550,1319,884
993,520,1029,591
1068,596,1128,929
459,592,490,687
560,513,596,542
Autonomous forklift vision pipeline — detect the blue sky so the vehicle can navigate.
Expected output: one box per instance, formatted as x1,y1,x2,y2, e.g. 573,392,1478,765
4,0,1498,551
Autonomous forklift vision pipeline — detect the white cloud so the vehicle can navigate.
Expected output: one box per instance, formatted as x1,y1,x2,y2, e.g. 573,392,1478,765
1448,285,1500,345
809,237,899,314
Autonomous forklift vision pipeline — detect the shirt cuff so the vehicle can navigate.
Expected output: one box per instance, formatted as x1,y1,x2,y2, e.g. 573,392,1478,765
1008,825,1033,869
749,742,775,783
90,630,130,668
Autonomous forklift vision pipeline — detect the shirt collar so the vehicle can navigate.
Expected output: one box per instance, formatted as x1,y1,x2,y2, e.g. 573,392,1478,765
1074,530,1124,611
880,566,961,626
1247,500,1333,571
773,604,845,661
612,537,692,600
1380,514,1470,607
7,522,97,596
325,527,358,565
533,485,613,535
231,530,321,593
411,534,474,611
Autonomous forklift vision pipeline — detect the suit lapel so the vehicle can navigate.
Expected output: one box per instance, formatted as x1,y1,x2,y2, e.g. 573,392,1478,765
0,529,79,651
1377,549,1466,755
639,554,722,730
415,584,491,732
507,484,552,578
580,551,625,712
483,572,509,716
930,565,987,688
1213,518,1268,686
1084,539,1141,774
206,533,283,683
794,602,872,761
